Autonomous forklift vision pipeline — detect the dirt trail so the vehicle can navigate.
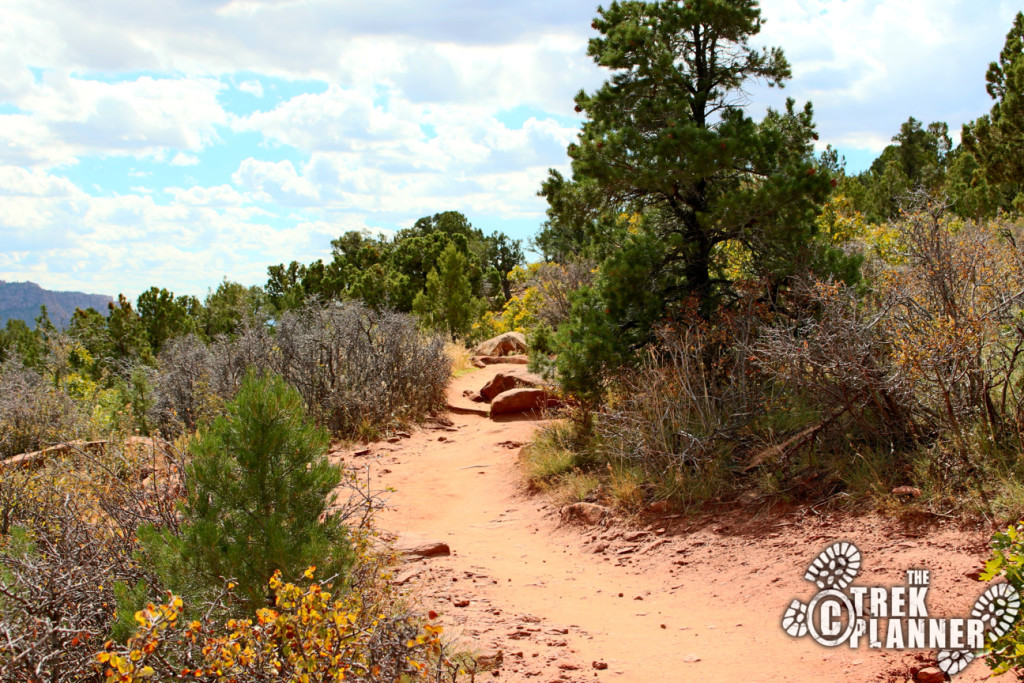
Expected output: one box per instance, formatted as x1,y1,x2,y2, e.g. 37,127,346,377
339,364,1007,682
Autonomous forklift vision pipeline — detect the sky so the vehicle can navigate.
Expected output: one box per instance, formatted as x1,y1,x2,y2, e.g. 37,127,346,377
0,0,1019,299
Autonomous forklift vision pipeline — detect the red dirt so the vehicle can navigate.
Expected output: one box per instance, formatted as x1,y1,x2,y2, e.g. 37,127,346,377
339,363,1012,682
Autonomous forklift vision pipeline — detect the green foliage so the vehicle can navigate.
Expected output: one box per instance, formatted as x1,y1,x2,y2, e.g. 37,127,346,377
110,579,149,644
0,318,45,369
843,117,952,222
107,295,152,364
412,242,486,340
265,212,524,336
68,307,115,379
141,372,352,609
959,12,1024,217
540,0,856,398
526,322,557,379
201,280,266,338
136,287,197,353
979,523,1024,674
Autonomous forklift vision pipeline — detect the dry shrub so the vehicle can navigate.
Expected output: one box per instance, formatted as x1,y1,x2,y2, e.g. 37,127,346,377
596,297,765,504
0,361,89,460
152,301,450,438
753,195,1024,503
0,436,454,682
758,196,1024,451
755,278,917,449
880,195,1024,445
0,439,183,681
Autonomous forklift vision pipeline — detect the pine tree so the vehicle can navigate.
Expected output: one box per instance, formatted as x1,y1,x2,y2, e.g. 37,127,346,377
141,371,351,608
413,243,484,340
960,11,1024,214
540,0,857,396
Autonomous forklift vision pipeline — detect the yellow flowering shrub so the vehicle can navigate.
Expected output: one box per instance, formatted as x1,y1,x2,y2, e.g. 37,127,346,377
98,570,447,683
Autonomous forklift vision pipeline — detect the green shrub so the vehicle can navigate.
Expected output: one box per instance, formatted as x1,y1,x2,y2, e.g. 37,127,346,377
979,523,1024,674
141,371,353,609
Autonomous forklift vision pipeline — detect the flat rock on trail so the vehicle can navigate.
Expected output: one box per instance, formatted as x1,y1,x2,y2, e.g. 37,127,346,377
336,363,1005,682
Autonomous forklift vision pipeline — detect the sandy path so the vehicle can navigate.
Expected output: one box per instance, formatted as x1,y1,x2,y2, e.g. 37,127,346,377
338,364,1010,682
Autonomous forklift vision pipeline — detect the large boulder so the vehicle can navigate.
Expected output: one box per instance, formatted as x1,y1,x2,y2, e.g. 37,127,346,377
474,332,527,357
490,388,548,416
480,370,544,401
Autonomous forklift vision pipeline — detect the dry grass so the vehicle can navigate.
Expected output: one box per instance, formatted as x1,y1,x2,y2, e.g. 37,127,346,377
445,339,475,378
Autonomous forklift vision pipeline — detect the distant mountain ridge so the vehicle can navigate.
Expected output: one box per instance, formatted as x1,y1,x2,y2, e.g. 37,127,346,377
0,280,113,329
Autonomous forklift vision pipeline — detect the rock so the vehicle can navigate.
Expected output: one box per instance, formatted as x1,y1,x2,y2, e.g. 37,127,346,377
490,388,548,416
462,389,487,403
394,533,451,559
892,486,922,498
474,331,528,357
452,598,470,607
560,502,608,526
353,448,371,456
646,500,671,514
480,371,544,401
472,354,530,366
556,661,579,671
683,654,701,663
475,649,503,671
391,567,422,585
916,667,945,683
965,567,984,581
592,661,608,670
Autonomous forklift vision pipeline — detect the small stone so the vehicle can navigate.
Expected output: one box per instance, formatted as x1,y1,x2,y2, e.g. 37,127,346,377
557,661,579,671
916,667,945,683
453,598,470,607
353,448,371,456
394,534,451,559
475,649,503,671
646,500,671,514
683,654,701,663
892,486,922,498
592,661,608,670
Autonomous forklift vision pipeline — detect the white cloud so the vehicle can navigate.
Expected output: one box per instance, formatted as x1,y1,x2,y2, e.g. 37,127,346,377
170,152,200,166
232,158,320,205
0,73,227,167
237,79,263,97
0,0,1020,297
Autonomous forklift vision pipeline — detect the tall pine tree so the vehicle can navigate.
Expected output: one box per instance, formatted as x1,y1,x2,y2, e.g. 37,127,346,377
960,11,1024,215
540,0,856,396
